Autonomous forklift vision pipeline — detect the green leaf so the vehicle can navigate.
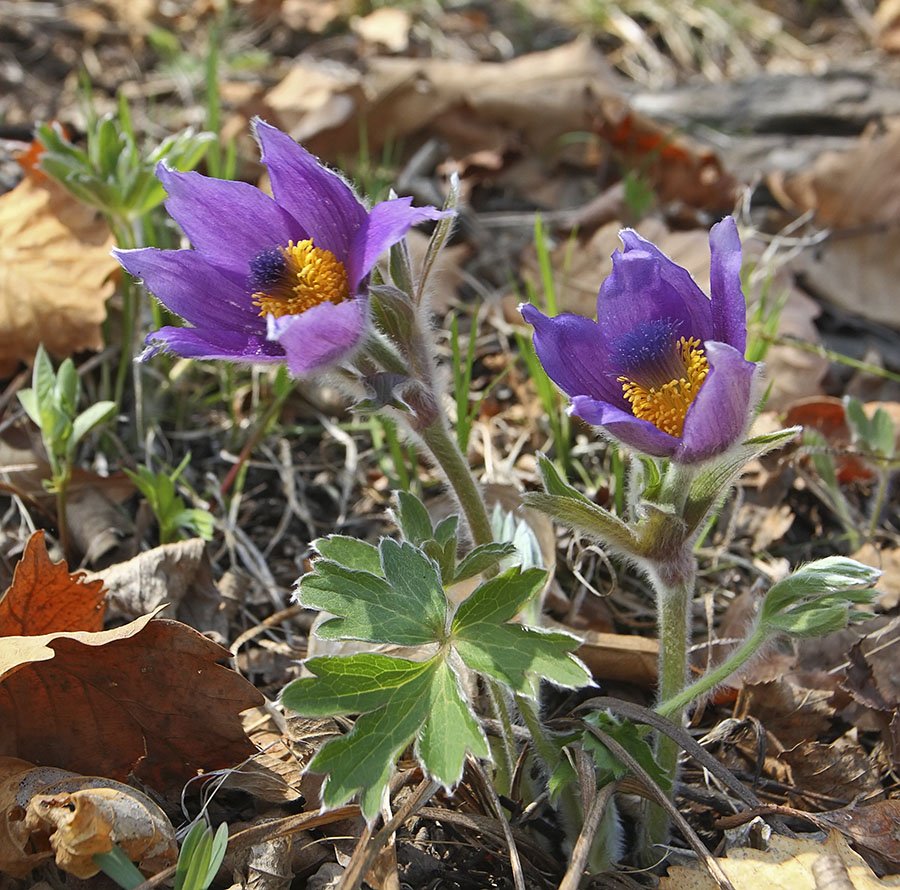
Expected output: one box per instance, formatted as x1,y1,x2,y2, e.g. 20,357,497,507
523,492,642,558
536,452,592,503
872,407,896,458
416,660,489,787
379,538,447,624
452,541,519,584
284,653,434,715
314,535,383,576
453,566,548,628
369,285,416,354
293,655,440,820
760,556,880,636
582,712,671,792
433,514,458,547
300,552,445,646
55,358,79,416
16,388,39,426
92,845,146,890
69,400,116,453
453,623,589,698
844,397,871,444
683,427,800,534
175,820,207,890
393,490,433,545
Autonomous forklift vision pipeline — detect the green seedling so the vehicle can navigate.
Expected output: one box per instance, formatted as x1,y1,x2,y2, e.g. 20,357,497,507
93,820,227,890
845,396,898,540
124,453,215,544
18,345,117,559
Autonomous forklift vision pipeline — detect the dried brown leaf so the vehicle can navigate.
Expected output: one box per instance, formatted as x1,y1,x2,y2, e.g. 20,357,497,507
0,531,105,635
0,534,263,786
25,775,176,879
0,177,117,375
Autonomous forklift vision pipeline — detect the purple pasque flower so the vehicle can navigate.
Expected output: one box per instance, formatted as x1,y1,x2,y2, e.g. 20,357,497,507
114,120,446,376
521,217,758,463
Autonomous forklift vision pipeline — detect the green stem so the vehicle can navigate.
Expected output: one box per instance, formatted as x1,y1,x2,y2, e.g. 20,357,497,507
418,417,493,548
55,481,72,563
656,622,769,721
486,679,517,796
642,563,693,858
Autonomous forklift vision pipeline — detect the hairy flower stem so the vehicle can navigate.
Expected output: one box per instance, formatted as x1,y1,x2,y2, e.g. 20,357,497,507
642,564,693,858
657,622,768,721
418,417,493,548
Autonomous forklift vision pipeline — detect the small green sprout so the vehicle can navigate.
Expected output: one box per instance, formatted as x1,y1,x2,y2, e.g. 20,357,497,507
124,454,215,545
17,344,117,559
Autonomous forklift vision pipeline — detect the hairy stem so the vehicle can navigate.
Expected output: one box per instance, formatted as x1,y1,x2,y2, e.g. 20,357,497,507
418,417,493,548
656,622,769,721
642,561,694,858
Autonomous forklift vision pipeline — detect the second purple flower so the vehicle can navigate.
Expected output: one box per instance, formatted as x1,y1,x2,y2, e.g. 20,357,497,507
521,217,758,463
114,120,446,376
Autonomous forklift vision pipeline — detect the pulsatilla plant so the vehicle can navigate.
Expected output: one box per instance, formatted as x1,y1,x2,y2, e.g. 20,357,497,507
117,123,880,870
521,219,878,849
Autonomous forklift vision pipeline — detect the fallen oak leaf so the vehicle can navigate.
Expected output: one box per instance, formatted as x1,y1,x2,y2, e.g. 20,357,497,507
661,830,900,889
0,534,264,786
0,175,117,375
0,615,264,786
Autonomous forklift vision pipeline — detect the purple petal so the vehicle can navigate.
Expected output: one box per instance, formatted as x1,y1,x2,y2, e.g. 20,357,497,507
596,232,713,344
569,396,679,458
708,216,747,353
114,247,263,334
254,120,367,263
142,326,284,362
520,304,626,408
268,299,367,375
676,341,757,463
347,197,448,291
157,166,300,276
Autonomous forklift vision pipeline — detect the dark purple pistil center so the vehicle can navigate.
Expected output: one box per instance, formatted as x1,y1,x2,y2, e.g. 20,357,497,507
613,318,686,389
247,248,286,292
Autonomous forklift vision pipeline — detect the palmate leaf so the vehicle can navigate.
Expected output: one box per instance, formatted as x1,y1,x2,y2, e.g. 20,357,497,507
282,653,486,820
287,546,589,820
299,539,447,646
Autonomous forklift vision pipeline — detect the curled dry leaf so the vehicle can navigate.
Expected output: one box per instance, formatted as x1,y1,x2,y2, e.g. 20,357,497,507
25,778,177,879
0,176,117,375
0,755,177,879
0,532,264,786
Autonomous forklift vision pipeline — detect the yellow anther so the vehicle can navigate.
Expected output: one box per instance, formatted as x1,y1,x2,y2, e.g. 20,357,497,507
619,337,709,437
252,240,350,319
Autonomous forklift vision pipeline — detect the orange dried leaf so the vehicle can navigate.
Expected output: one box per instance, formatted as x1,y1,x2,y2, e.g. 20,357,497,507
0,176,117,375
0,537,264,786
0,531,105,635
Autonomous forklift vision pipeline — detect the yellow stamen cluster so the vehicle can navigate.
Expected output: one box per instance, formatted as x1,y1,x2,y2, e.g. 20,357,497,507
252,240,350,319
619,337,709,437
